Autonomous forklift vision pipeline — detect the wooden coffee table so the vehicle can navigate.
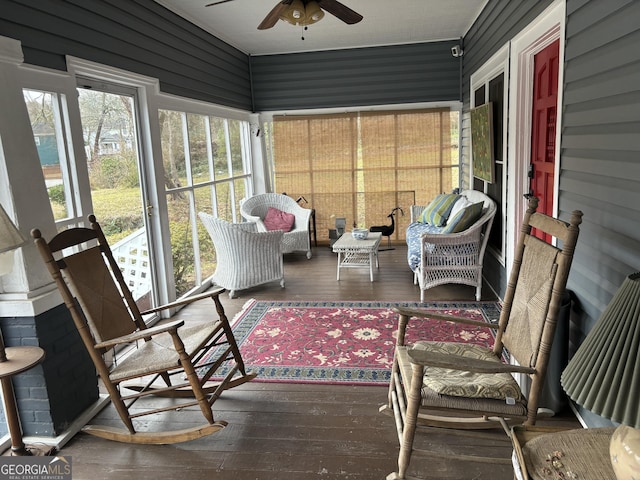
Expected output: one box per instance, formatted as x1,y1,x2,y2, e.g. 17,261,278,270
332,232,382,282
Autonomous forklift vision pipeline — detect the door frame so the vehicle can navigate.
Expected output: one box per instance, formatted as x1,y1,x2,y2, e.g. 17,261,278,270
506,0,566,272
66,56,176,308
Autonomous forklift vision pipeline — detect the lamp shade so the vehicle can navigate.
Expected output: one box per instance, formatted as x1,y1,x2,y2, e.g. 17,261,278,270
0,204,25,255
0,204,26,276
304,1,325,25
560,272,640,428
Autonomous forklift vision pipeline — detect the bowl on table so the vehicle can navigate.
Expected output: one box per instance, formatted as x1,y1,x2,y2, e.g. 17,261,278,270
351,228,369,240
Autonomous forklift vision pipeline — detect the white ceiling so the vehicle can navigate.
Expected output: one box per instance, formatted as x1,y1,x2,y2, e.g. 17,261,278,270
155,0,488,56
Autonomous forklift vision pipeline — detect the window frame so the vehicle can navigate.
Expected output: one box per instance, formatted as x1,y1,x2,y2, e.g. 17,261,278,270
470,44,510,266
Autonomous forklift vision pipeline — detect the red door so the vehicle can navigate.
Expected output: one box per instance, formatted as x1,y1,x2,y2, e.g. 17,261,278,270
530,40,559,240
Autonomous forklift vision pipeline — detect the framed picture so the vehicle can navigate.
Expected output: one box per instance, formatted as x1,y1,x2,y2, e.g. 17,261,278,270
470,102,494,183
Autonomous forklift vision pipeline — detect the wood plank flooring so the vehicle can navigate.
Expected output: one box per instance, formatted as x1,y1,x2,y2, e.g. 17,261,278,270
49,244,581,479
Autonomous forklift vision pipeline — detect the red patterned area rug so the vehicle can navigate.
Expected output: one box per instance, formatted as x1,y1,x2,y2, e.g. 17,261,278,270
209,300,502,386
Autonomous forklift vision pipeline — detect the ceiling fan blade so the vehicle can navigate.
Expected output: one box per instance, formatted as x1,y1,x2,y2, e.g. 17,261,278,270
317,0,363,24
257,1,291,30
205,0,237,6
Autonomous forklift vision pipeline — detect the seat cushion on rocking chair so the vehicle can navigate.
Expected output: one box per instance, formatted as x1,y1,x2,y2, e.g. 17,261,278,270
396,344,528,417
412,341,522,400
109,321,221,382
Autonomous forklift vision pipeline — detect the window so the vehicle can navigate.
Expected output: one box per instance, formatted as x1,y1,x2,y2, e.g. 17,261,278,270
470,45,509,263
19,58,256,308
23,89,77,224
267,108,459,242
160,110,252,295
473,74,505,255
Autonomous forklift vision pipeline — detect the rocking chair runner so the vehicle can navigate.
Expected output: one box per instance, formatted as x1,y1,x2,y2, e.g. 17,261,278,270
31,216,256,444
380,197,583,479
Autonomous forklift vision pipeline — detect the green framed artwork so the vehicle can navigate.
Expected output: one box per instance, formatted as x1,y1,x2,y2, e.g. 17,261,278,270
470,102,494,183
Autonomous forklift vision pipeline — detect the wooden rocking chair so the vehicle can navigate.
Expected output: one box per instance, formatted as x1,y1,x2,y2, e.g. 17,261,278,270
31,215,256,444
380,197,583,479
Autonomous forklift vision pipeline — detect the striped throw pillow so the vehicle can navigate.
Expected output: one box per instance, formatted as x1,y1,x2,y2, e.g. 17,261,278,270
418,193,460,226
442,201,484,233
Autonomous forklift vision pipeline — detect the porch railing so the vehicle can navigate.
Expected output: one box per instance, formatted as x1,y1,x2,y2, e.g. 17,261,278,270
111,228,151,302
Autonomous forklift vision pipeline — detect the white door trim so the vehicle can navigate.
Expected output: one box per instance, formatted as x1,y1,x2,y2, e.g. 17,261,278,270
505,0,566,273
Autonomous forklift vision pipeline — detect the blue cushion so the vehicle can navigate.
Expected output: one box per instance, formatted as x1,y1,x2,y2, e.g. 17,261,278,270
442,202,484,234
418,193,460,226
406,222,444,272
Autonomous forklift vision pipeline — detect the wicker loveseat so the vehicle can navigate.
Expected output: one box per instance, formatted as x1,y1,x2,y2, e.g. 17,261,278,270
240,193,313,259
406,189,496,301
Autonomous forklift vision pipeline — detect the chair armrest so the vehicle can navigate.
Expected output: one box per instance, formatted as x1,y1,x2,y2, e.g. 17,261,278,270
241,210,267,231
94,319,185,350
140,287,225,315
394,306,499,329
293,205,312,229
407,349,536,375
419,225,483,245
410,205,426,223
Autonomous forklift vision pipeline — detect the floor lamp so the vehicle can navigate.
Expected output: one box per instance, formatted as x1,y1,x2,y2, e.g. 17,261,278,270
0,203,46,456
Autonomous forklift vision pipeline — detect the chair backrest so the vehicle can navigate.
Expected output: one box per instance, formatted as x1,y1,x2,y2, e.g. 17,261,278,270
241,193,298,218
199,213,258,254
459,190,497,263
410,190,496,226
32,216,147,351
494,197,582,422
240,193,310,232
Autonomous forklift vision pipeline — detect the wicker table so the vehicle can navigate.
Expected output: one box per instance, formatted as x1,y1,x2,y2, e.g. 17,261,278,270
511,425,616,480
332,231,382,282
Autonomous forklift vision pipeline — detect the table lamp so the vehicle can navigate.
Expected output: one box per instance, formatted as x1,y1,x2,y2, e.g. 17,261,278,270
0,204,26,275
0,203,47,455
561,272,640,480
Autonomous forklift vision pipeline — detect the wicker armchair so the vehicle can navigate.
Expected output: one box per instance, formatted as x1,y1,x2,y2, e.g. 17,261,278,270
407,190,496,302
240,193,313,259
199,213,285,298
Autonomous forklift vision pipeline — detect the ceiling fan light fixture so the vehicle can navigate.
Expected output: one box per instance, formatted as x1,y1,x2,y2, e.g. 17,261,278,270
305,1,324,24
280,0,306,26
280,0,325,27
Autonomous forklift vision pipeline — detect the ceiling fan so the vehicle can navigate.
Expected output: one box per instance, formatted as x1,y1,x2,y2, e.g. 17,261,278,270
205,0,363,30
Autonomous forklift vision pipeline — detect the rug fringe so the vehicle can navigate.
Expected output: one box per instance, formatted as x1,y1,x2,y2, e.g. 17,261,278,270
229,298,257,328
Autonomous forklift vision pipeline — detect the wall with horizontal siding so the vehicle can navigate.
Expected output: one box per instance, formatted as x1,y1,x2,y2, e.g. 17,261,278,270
0,0,252,110
250,41,461,111
561,0,640,426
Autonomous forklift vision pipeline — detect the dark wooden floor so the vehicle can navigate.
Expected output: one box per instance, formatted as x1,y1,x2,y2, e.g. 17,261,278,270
54,243,580,479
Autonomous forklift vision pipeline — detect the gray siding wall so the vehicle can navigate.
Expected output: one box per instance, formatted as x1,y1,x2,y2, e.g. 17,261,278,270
0,0,252,110
250,41,461,111
461,0,556,296
562,1,640,350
